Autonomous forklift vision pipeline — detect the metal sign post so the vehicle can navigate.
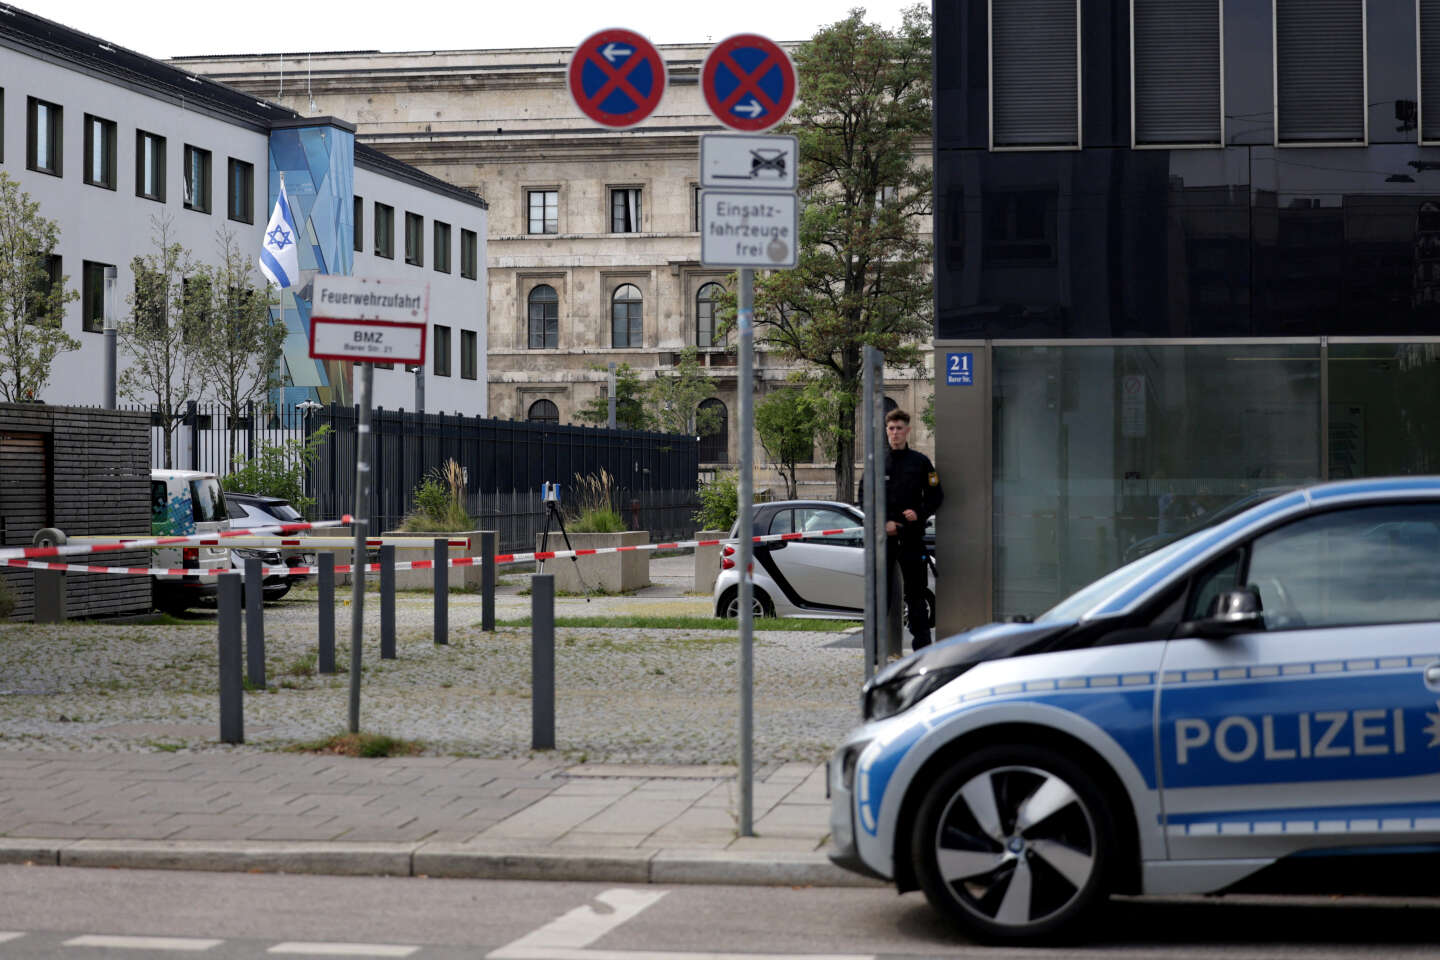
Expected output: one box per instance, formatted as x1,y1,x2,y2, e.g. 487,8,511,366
309,275,430,735
868,347,890,665
736,267,756,837
349,361,372,733
862,348,878,680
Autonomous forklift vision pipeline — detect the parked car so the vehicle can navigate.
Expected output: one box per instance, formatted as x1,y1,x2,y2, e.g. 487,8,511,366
712,500,935,630
150,469,230,612
224,492,315,601
828,476,1440,943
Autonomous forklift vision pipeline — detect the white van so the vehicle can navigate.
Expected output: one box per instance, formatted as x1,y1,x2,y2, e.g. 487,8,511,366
150,469,230,612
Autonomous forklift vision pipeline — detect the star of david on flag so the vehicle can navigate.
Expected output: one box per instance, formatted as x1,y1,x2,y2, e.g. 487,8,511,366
259,178,301,288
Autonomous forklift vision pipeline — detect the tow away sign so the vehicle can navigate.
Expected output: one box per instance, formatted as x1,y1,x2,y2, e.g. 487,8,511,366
700,134,797,191
309,276,428,365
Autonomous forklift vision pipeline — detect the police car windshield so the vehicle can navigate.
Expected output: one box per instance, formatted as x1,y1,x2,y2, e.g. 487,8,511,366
1035,536,1193,624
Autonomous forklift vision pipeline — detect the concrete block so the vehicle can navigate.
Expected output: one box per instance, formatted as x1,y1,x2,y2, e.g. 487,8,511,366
692,530,728,593
536,531,650,593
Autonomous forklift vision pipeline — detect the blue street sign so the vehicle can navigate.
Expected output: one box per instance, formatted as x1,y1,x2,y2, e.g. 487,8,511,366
946,352,974,386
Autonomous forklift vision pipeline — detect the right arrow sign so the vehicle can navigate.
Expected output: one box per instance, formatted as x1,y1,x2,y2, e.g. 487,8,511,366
700,34,797,132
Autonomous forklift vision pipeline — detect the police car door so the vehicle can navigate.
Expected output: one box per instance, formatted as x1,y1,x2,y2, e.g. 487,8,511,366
1157,502,1440,862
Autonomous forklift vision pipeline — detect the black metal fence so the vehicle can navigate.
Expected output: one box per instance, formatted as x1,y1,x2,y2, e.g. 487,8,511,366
132,402,702,551
313,407,701,550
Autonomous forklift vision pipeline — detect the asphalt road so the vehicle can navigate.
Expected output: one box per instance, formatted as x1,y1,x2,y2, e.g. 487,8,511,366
2,864,1438,959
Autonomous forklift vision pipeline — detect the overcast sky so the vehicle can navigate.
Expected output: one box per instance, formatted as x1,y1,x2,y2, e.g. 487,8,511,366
27,1,921,58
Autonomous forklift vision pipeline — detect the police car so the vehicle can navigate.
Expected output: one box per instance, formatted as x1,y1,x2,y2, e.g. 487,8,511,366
828,477,1440,943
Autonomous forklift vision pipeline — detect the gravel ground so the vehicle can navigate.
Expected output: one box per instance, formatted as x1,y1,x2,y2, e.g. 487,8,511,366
0,564,871,765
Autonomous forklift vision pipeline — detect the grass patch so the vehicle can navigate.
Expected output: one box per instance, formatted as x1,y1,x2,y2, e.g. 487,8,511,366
284,732,425,758
494,615,861,632
144,740,185,753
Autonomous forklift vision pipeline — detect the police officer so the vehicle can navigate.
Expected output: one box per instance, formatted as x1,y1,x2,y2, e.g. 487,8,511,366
880,408,943,649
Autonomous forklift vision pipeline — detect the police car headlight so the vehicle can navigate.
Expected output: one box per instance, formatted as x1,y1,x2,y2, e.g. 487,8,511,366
864,665,970,721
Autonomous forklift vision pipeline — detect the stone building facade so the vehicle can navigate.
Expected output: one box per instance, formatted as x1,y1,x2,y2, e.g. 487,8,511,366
176,43,934,496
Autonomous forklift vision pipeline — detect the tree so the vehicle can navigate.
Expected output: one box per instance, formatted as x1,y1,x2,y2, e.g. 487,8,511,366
198,225,284,473
648,347,722,436
750,6,934,502
755,387,821,500
574,362,651,430
119,218,210,469
0,172,79,402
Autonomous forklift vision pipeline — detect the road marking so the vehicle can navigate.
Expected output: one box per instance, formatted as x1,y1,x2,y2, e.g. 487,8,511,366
490,889,667,956
268,944,419,957
64,934,222,951
0,933,23,944
488,889,873,960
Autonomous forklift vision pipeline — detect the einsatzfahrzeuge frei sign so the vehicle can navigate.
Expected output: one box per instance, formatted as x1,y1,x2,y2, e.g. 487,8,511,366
309,275,429,366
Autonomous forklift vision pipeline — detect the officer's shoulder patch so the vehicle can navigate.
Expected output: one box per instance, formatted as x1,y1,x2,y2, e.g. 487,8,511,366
928,471,939,486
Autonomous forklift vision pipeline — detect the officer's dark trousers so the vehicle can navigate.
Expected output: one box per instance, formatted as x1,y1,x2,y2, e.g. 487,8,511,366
887,536,932,650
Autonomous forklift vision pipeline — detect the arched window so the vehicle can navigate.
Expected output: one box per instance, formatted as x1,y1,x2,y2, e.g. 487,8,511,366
696,282,725,346
527,399,559,424
528,284,558,349
697,398,728,463
884,396,898,415
611,283,642,348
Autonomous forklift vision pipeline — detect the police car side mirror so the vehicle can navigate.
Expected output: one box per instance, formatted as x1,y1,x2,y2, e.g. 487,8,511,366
1184,588,1265,640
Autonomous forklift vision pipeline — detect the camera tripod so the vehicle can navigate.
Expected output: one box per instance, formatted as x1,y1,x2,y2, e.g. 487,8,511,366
538,497,592,601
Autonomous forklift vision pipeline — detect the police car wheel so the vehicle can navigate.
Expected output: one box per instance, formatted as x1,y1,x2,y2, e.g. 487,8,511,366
911,744,1113,944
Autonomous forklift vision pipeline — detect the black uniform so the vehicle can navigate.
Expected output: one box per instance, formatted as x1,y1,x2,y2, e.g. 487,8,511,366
863,446,944,649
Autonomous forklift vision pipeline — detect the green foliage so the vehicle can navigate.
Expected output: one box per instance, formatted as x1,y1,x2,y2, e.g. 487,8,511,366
119,217,211,470
0,171,80,402
568,469,627,532
694,471,740,531
755,387,821,499
223,425,331,513
752,5,934,501
649,347,721,436
399,458,473,532
921,391,935,431
0,573,14,620
575,362,652,430
286,732,425,757
198,226,284,473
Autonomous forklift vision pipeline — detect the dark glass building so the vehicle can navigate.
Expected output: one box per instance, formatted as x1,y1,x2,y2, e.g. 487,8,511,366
932,0,1440,631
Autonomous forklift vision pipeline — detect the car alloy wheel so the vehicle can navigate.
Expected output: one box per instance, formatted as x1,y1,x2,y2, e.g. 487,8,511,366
721,587,772,618
911,744,1111,943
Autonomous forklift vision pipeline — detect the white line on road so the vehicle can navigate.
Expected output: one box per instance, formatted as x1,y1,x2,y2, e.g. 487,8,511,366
0,933,23,944
487,889,873,960
64,934,222,951
268,943,420,957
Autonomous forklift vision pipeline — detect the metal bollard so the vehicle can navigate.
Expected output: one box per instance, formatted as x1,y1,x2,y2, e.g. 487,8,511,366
481,530,496,632
244,557,265,689
380,544,396,659
433,537,448,646
217,572,244,744
317,553,335,674
531,573,555,750
31,528,67,624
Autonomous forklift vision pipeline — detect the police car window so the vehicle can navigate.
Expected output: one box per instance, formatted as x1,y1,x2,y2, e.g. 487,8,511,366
1245,504,1440,630
768,510,794,536
1186,549,1244,621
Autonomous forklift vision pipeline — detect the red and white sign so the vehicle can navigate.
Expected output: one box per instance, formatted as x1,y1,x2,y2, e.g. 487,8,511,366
568,28,667,128
700,34,797,132
309,275,429,365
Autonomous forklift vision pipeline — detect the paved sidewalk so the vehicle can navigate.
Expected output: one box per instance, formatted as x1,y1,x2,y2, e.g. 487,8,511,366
0,750,879,887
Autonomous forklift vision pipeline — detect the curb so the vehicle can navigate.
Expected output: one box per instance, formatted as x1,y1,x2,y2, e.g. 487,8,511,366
0,838,885,888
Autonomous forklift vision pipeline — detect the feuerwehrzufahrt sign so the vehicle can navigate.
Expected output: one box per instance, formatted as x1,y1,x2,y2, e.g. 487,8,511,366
309,275,429,366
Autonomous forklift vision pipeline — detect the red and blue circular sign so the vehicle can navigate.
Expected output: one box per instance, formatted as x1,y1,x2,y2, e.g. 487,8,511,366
568,28,667,129
701,33,797,132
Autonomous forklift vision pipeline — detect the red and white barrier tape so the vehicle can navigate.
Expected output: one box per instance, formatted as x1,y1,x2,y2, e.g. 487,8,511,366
1,526,867,577
0,516,354,562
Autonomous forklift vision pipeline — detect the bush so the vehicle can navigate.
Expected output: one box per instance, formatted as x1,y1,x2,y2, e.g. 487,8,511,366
694,472,739,531
567,469,628,532
223,425,331,514
0,574,14,620
399,459,473,531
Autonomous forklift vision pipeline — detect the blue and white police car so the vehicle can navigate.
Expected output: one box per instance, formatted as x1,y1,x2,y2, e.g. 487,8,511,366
828,477,1440,943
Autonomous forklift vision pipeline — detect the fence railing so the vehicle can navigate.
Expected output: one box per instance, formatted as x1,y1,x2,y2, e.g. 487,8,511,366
135,402,702,552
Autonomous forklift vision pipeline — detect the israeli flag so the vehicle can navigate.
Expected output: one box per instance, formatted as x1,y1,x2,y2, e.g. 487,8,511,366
259,179,301,288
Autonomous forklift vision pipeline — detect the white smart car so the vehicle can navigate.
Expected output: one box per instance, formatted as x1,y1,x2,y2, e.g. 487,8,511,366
828,477,1440,943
